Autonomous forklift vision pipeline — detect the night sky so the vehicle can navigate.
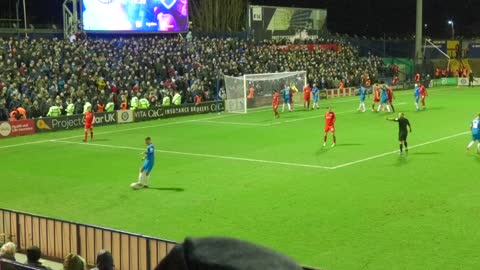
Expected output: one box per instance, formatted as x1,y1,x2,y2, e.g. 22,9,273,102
0,0,479,38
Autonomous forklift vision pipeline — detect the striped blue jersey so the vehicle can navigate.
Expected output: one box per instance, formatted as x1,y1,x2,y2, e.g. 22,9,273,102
145,143,155,163
472,118,480,135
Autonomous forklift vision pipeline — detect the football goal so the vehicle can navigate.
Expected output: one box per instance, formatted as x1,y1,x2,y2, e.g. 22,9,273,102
224,71,307,113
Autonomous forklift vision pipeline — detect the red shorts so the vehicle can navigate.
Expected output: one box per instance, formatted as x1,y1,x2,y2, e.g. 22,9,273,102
304,95,310,101
373,97,380,102
388,98,393,103
324,125,335,133
421,95,426,99
273,104,278,110
85,124,93,129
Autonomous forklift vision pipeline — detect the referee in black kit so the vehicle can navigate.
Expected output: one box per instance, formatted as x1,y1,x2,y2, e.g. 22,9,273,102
387,113,412,155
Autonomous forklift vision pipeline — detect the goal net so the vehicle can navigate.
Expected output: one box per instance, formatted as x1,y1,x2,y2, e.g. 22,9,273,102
223,71,307,113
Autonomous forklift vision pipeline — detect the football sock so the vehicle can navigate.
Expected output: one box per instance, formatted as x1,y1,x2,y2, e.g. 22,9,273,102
137,172,143,183
333,136,336,144
84,132,87,141
404,141,408,151
145,175,150,186
399,143,403,152
377,104,382,112
287,103,291,111
415,103,419,110
282,103,285,112
323,135,327,143
386,105,391,112
477,143,480,151
468,141,475,149
390,104,395,112
90,131,93,140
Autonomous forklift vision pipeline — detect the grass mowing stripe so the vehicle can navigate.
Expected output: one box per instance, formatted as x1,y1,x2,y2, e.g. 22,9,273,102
50,140,334,170
331,131,470,169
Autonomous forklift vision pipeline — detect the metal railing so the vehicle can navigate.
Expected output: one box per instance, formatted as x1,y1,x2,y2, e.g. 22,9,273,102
0,209,320,270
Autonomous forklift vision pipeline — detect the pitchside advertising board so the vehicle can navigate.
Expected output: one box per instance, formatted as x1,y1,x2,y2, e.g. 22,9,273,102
458,77,480,86
0,120,36,138
135,101,225,121
35,112,117,132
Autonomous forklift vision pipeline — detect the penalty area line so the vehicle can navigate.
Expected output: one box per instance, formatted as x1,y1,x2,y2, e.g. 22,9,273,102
50,140,333,170
330,131,469,169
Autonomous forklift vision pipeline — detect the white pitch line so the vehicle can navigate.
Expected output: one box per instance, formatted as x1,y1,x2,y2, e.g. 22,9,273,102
330,131,469,169
50,140,333,170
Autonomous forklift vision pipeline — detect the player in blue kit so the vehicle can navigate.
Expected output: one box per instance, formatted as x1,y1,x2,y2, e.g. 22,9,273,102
377,85,391,112
312,84,320,110
281,85,292,112
136,137,155,188
466,114,480,154
414,84,421,111
357,86,367,112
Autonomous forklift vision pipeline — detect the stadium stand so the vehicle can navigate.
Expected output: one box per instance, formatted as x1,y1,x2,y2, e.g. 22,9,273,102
0,36,385,121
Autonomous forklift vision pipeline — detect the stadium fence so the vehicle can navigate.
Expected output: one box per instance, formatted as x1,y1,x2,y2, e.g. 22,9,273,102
0,209,320,270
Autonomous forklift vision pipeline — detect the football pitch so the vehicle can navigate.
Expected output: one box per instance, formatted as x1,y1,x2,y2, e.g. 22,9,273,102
2,86,480,270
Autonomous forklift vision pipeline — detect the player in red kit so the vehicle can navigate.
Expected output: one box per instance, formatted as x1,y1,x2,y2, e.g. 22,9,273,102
372,84,380,111
419,84,427,109
303,84,311,110
272,90,280,119
387,85,395,112
323,107,336,147
83,105,95,142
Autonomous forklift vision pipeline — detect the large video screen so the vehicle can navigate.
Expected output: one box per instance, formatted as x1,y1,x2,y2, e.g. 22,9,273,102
82,0,188,32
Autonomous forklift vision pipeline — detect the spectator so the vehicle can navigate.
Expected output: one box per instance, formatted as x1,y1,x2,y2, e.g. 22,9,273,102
25,246,53,270
0,242,17,270
0,36,385,118
154,237,302,270
64,253,86,270
90,250,114,270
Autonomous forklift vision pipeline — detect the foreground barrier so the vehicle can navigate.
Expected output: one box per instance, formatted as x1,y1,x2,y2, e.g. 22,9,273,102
0,209,176,270
0,209,319,270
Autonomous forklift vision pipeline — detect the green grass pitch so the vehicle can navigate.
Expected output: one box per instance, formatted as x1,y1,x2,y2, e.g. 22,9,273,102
1,86,480,270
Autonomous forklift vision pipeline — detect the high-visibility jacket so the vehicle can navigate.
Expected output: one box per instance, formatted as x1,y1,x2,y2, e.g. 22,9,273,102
65,103,75,115
96,103,105,112
16,107,27,119
172,93,181,105
130,96,139,110
138,98,150,109
162,96,171,107
9,110,18,121
47,106,62,117
105,102,115,112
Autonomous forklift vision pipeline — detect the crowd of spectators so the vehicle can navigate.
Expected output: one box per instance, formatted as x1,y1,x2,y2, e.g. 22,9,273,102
0,35,385,121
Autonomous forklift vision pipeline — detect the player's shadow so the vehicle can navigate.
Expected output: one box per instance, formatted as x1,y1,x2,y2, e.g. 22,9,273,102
148,187,185,192
394,155,410,166
316,147,332,154
92,138,110,142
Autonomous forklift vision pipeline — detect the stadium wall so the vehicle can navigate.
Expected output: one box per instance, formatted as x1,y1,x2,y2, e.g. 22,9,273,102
0,209,320,270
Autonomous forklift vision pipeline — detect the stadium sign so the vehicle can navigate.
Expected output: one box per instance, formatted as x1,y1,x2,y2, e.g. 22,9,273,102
117,110,134,123
458,77,480,86
432,78,458,87
35,112,116,132
134,101,225,121
0,120,36,138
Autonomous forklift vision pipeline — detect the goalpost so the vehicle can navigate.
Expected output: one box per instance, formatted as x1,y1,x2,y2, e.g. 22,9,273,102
423,39,451,73
223,71,307,113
